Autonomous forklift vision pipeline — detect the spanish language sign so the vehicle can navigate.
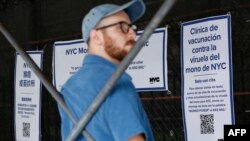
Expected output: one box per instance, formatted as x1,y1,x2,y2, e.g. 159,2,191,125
53,28,168,92
15,51,43,141
181,15,234,141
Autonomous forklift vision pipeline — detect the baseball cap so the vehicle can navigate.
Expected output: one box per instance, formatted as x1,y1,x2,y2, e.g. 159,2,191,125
82,0,145,42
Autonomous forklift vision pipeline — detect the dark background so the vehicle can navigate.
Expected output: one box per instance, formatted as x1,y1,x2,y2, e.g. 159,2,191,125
0,0,250,140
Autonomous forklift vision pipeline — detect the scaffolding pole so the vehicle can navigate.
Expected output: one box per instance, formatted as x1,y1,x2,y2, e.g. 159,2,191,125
66,0,176,140
0,23,95,141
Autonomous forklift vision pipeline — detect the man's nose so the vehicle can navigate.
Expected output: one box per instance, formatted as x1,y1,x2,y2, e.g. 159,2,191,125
127,27,136,40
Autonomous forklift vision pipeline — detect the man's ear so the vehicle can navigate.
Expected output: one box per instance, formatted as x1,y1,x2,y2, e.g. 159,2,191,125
89,29,103,45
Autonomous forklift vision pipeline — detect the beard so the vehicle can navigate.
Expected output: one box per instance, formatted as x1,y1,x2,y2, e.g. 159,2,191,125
104,38,135,62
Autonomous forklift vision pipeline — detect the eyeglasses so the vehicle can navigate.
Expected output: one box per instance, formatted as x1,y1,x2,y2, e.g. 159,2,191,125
95,21,137,33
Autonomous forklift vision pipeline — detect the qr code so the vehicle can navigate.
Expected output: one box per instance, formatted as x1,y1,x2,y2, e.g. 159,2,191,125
22,122,30,137
200,114,214,134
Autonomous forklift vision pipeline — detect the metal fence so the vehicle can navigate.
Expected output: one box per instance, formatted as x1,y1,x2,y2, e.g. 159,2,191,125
1,46,250,141
1,9,250,141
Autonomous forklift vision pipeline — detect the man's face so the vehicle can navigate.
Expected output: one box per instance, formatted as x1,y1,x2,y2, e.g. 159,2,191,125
97,11,136,62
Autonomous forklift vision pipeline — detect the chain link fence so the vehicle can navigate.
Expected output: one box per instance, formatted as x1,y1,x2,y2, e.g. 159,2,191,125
1,43,250,141
1,7,250,141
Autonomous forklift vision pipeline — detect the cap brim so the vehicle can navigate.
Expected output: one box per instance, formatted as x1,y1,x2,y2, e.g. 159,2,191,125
105,0,145,22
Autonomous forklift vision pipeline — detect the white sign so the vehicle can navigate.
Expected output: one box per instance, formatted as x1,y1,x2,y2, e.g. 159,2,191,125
53,39,88,91
53,28,168,92
15,51,43,141
127,28,168,91
181,15,234,141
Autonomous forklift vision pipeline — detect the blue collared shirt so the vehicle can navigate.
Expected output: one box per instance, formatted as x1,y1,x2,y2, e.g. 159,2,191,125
59,54,154,141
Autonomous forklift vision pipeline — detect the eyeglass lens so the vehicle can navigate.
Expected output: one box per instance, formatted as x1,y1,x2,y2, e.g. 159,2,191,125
120,22,137,33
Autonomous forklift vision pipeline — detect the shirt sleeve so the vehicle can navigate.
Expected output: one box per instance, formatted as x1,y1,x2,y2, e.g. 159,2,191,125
105,80,147,141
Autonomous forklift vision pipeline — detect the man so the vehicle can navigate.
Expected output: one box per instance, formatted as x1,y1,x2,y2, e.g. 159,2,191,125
59,0,154,140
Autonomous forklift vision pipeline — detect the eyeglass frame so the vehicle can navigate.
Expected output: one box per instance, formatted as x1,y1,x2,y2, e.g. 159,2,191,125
95,21,137,33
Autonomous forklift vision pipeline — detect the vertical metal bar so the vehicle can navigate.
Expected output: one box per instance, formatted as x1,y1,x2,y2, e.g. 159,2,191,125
66,0,176,140
0,23,94,141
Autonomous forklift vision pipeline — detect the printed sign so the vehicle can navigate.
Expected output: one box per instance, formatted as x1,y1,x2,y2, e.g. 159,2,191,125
53,39,88,91
53,28,168,92
15,51,43,141
181,14,234,141
127,28,168,91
